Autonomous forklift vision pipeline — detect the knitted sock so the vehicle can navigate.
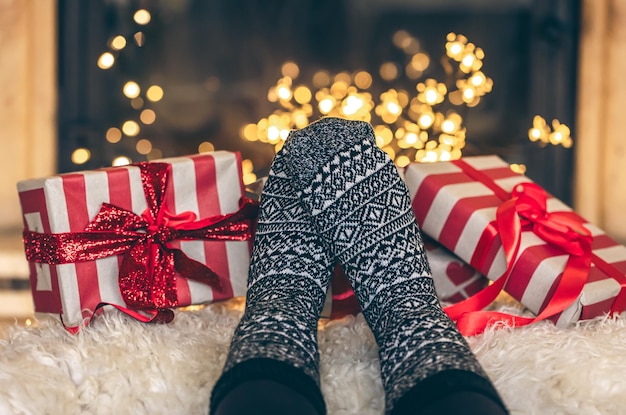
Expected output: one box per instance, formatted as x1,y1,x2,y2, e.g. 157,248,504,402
283,117,508,415
209,150,333,415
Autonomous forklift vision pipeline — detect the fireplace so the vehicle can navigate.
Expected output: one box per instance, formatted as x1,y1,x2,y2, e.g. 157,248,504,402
57,0,580,203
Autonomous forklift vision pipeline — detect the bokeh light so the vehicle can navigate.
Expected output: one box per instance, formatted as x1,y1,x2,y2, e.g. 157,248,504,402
71,148,91,164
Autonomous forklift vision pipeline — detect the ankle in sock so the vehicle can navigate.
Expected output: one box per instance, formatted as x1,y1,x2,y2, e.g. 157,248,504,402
282,117,508,415
210,151,333,415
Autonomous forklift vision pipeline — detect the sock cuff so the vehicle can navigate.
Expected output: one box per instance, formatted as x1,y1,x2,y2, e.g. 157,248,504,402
210,358,326,415
390,369,508,415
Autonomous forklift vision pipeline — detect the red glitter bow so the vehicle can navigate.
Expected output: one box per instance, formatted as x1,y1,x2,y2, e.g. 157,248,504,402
23,162,258,324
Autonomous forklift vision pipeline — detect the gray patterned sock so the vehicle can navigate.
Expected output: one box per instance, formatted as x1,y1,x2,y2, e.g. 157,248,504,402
282,117,508,415
210,150,333,415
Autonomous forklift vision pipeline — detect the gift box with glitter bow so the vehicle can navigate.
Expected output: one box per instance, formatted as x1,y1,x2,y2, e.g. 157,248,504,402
403,155,626,335
17,152,257,332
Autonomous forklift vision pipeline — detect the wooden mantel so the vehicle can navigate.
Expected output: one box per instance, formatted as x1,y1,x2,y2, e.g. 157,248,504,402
0,0,57,231
575,0,626,243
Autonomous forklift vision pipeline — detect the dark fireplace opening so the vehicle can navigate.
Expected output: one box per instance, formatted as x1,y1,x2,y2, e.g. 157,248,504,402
57,0,580,203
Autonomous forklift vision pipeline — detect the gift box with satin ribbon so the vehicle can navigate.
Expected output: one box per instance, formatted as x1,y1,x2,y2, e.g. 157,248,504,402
17,152,257,331
423,235,489,304
403,155,626,335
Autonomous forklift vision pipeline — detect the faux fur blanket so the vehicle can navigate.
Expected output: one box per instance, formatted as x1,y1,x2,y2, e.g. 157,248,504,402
1,298,625,415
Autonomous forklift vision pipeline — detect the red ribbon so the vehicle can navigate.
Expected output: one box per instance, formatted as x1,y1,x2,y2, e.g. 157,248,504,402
23,162,258,325
443,160,593,336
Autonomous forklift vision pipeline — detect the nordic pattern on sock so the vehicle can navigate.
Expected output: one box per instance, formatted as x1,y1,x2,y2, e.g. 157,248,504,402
283,117,490,414
221,150,335,384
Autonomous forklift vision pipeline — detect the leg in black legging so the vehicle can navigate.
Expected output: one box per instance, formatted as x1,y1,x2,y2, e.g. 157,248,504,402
210,150,333,415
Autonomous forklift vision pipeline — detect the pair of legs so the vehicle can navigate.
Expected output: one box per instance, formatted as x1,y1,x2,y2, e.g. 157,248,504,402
210,118,508,415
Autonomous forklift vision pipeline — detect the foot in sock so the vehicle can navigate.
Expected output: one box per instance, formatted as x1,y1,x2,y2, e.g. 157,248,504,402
282,117,509,415
209,150,333,415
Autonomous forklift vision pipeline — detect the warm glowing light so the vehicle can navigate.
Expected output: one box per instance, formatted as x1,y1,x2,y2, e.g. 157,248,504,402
71,148,91,164
470,72,486,87
247,33,492,165
342,95,363,115
319,97,334,114
529,128,542,141
131,97,144,109
267,126,280,141
510,163,527,174
97,52,115,69
393,30,411,49
112,156,132,166
122,120,140,136
243,173,257,186
462,87,476,102
106,127,122,143
527,115,572,147
292,110,309,128
123,81,141,99
354,71,373,89
418,113,434,129
294,86,312,104
330,81,348,98
241,159,258,185
382,146,396,160
281,61,300,78
417,79,446,105
136,139,152,155
396,155,411,167
380,62,399,81
277,85,292,100
335,72,351,84
424,89,438,104
445,33,468,61
198,141,215,153
441,120,455,134
110,35,127,50
146,85,164,102
312,71,331,88
387,102,401,115
241,123,258,141
140,109,156,124
242,159,254,173
461,54,475,68
411,53,430,71
134,32,146,47
374,125,393,147
134,9,151,25
405,132,418,145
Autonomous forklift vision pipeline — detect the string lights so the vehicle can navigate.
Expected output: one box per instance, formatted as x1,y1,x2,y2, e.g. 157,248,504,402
528,115,573,148
85,15,571,183
241,31,497,166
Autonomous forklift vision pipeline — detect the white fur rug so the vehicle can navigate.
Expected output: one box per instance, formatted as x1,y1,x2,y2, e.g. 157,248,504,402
1,298,626,415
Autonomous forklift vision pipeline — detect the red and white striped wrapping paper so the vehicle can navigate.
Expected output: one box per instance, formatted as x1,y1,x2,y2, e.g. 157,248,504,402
423,236,488,304
403,155,626,327
17,152,251,329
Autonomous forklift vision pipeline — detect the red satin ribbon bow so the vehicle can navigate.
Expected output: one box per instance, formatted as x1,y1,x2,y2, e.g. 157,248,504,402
445,181,593,336
23,162,258,325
